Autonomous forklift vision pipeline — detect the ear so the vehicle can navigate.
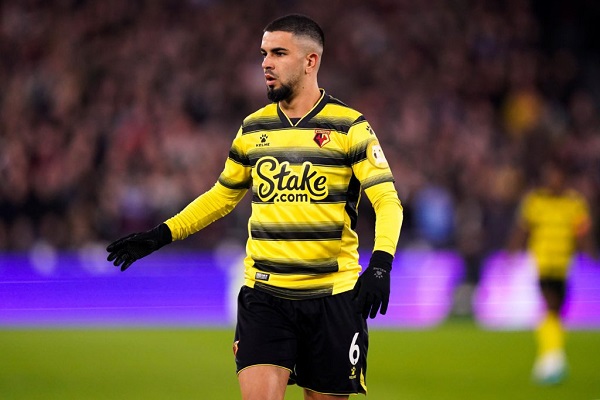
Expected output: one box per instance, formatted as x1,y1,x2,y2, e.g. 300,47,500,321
305,52,320,74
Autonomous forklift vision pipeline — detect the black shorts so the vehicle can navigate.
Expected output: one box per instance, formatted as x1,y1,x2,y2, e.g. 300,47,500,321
539,278,567,308
233,285,368,395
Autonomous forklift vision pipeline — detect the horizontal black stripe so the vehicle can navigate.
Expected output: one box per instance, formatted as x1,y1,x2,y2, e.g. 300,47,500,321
253,258,339,274
242,116,364,135
228,147,250,166
362,174,395,190
251,228,343,241
320,191,348,202
348,139,371,165
352,115,367,125
298,120,353,134
218,175,251,190
243,120,357,135
298,113,365,134
247,149,348,167
242,120,287,134
254,282,334,300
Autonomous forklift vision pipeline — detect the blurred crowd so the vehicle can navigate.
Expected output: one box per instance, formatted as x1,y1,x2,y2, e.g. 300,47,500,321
1,0,599,266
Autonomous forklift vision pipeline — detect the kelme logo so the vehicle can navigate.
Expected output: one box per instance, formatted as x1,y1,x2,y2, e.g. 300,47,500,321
255,157,328,203
256,133,270,147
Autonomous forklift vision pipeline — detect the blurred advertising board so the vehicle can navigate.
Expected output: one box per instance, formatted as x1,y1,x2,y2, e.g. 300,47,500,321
1,248,598,328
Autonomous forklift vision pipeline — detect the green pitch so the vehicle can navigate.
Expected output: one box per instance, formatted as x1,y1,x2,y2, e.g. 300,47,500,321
1,321,598,399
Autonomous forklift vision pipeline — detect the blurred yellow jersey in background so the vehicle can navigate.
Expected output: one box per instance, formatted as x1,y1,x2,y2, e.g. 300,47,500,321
519,188,592,279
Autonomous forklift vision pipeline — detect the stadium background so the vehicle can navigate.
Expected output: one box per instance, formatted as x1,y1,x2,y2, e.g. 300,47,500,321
1,0,599,398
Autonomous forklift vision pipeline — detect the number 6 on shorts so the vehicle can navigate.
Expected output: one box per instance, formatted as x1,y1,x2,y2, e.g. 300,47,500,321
349,332,360,365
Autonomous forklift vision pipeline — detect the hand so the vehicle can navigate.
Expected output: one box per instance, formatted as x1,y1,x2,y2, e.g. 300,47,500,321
353,250,393,319
106,223,172,271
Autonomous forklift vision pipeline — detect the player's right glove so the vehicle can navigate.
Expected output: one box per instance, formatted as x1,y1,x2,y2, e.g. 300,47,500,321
106,223,172,271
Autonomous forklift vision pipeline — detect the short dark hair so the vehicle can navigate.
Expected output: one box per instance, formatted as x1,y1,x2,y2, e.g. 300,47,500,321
264,14,324,49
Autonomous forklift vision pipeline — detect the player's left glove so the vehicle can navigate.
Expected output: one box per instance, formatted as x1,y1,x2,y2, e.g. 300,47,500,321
353,250,393,319
106,223,172,271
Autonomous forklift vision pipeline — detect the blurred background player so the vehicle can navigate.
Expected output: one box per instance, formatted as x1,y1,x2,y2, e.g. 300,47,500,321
507,155,596,384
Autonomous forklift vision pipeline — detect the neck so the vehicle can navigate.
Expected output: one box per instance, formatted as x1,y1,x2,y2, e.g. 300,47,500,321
279,84,321,118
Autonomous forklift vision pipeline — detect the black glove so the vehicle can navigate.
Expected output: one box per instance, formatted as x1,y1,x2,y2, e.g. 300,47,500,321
106,223,172,271
353,250,393,319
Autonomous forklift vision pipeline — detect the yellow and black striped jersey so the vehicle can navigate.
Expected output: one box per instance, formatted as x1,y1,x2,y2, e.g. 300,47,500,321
166,90,402,299
519,188,591,277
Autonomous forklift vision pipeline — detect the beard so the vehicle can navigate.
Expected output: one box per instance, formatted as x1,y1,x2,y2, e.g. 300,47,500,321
267,83,293,102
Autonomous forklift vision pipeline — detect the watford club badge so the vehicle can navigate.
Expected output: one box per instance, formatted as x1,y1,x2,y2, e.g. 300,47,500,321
313,129,331,148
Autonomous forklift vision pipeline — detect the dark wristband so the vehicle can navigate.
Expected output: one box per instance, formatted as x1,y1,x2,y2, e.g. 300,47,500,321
154,223,173,248
369,250,393,272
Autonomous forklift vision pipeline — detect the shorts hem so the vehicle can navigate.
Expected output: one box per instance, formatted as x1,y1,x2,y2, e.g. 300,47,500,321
236,364,293,376
299,384,367,396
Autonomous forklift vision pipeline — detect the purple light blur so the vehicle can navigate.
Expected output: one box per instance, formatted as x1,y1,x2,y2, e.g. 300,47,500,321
1,250,598,329
473,252,600,329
